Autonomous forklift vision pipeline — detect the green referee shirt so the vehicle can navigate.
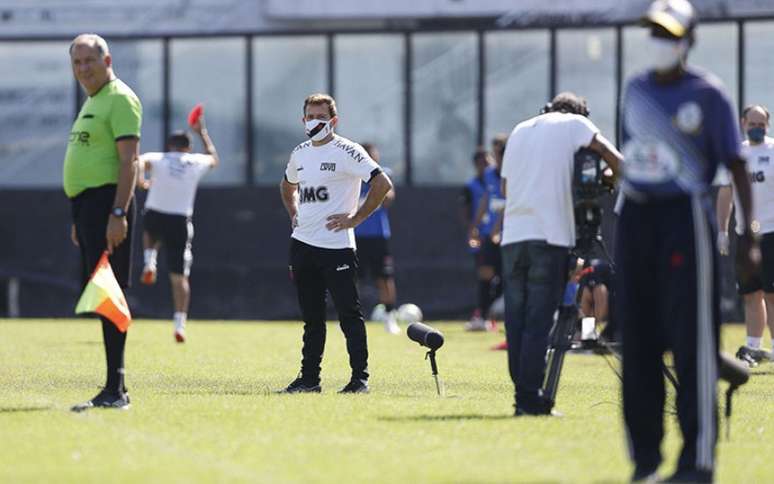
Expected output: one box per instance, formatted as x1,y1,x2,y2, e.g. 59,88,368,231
63,78,142,198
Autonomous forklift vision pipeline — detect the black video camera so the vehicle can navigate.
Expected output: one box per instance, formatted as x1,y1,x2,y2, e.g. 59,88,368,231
572,147,612,256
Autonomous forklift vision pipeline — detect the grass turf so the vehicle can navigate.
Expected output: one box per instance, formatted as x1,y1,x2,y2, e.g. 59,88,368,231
0,319,772,483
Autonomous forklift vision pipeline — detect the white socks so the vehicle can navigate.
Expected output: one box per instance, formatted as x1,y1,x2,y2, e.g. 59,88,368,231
144,248,158,269
174,312,187,331
747,336,762,349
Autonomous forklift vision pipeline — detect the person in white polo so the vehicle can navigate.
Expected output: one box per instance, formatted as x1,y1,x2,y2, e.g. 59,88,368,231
278,93,393,394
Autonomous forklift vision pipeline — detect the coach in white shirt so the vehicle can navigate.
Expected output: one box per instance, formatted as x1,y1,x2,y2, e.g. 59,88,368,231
500,92,621,415
718,104,774,365
278,93,393,394
137,115,219,343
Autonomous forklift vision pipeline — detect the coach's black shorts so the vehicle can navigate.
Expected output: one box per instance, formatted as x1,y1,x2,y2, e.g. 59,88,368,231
355,237,394,279
70,184,134,289
143,209,193,276
476,238,502,272
737,231,774,294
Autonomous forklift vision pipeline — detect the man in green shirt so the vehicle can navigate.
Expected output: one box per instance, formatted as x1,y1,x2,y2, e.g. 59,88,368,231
66,34,142,412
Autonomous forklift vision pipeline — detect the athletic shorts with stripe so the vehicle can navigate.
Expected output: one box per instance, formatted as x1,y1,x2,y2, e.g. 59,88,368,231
143,208,193,276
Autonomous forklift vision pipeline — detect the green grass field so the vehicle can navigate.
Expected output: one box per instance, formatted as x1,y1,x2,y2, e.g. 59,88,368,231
1,319,772,483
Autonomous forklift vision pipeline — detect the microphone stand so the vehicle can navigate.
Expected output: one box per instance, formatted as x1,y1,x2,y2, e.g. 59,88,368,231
425,350,444,396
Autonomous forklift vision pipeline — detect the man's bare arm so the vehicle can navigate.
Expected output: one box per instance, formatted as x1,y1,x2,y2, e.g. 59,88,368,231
107,137,139,253
588,133,623,178
280,177,299,227
326,172,393,232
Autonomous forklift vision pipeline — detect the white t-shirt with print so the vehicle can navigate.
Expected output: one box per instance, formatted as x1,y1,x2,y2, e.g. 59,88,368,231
735,137,774,235
501,112,599,248
143,152,213,216
285,135,381,249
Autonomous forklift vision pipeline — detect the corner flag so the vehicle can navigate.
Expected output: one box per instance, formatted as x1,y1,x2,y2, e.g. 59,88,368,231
75,251,132,332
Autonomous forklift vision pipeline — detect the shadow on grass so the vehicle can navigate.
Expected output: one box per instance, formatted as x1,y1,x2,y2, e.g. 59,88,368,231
0,406,52,414
378,413,512,422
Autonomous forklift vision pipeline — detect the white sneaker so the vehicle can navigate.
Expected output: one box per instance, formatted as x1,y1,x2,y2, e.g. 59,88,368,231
384,310,400,334
174,328,186,343
464,316,489,332
370,304,387,322
174,320,186,343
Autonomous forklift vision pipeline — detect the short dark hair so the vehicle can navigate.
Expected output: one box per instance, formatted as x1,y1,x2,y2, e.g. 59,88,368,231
167,131,192,150
742,104,770,122
549,92,590,117
472,146,489,163
492,134,507,158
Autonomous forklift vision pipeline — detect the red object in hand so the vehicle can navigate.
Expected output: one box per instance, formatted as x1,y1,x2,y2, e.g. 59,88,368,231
187,103,204,126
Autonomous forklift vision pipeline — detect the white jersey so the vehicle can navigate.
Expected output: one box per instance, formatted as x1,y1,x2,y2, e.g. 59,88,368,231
285,135,381,249
143,152,213,216
735,137,774,235
501,112,599,248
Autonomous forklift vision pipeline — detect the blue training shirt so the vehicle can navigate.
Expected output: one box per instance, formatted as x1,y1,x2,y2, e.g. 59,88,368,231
621,67,742,198
355,168,392,239
481,166,505,236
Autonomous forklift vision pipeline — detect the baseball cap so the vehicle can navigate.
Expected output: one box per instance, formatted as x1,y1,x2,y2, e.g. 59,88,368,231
642,0,697,38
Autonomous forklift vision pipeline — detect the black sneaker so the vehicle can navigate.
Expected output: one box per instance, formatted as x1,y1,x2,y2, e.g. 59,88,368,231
338,379,369,394
736,346,760,368
748,346,773,363
276,377,321,394
630,468,659,483
71,389,130,412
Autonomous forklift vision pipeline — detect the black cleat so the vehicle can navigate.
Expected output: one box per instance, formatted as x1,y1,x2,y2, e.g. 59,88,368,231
338,379,369,394
71,389,130,412
736,346,760,368
276,377,321,394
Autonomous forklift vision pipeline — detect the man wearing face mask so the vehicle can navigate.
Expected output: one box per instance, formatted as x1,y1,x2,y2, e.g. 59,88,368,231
278,93,393,394
617,1,759,482
717,105,774,367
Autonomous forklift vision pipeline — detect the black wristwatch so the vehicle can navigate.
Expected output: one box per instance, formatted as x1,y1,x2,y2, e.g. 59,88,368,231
111,207,127,218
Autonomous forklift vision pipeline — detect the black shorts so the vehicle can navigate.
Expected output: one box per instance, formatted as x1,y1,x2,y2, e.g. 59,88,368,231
143,209,193,276
737,231,774,294
476,238,502,272
355,237,394,279
70,184,134,288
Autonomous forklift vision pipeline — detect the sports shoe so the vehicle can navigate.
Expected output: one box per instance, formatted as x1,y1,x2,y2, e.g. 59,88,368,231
370,304,387,323
736,346,760,368
141,265,157,285
276,377,321,394
491,340,508,351
338,379,369,394
71,389,131,412
464,310,488,332
630,468,660,483
384,310,400,335
174,329,186,343
747,346,773,363
514,406,562,417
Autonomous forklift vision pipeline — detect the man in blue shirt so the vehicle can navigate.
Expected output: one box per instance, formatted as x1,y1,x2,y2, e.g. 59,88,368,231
617,1,759,481
355,143,399,334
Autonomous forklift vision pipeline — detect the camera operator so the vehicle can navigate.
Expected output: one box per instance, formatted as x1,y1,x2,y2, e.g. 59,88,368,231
500,91,622,416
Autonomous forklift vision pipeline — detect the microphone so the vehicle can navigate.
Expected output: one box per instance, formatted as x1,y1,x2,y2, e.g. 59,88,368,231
407,322,444,351
718,351,749,387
